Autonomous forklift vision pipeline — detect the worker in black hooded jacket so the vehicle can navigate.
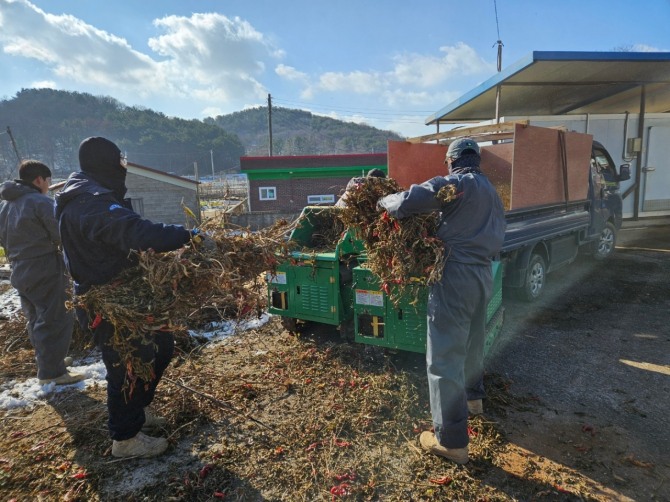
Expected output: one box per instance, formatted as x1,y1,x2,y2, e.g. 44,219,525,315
55,136,196,458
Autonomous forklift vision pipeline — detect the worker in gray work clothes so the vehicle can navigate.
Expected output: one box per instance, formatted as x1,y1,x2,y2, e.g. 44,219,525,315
0,160,83,385
378,138,505,464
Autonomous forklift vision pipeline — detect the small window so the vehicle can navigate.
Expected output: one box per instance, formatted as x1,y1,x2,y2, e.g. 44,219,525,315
592,149,617,183
259,187,277,201
307,194,336,204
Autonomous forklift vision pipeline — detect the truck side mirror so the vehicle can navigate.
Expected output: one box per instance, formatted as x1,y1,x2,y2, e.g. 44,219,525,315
618,164,631,182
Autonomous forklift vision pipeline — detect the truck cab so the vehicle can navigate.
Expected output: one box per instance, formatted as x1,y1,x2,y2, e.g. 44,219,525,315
588,141,631,259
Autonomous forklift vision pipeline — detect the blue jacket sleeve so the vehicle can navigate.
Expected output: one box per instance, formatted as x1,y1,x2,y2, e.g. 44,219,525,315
81,196,191,254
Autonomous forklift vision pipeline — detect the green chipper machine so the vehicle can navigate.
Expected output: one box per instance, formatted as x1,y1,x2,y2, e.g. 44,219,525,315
267,206,504,354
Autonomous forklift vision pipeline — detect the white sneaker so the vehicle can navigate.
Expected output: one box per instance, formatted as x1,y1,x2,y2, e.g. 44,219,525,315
38,371,85,386
111,432,168,458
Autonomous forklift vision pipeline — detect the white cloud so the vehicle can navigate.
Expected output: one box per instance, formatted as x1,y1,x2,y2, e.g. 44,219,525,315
275,64,308,82
29,79,57,89
294,42,493,111
0,2,279,106
391,43,495,87
630,44,662,52
201,106,223,118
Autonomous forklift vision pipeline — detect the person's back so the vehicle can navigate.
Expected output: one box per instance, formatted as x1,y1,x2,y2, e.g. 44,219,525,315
378,138,505,465
0,160,81,385
434,171,505,264
0,179,61,262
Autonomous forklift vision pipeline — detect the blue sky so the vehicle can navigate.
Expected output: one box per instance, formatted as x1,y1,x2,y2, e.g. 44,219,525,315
0,0,668,137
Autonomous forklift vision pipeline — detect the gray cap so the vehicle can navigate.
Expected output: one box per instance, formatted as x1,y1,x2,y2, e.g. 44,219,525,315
446,137,480,161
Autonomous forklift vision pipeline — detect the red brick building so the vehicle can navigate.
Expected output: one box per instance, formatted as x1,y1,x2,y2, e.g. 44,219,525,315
241,153,387,212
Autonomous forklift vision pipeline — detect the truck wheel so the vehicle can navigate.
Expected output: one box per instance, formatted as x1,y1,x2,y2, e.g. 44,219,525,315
518,253,546,302
593,222,616,260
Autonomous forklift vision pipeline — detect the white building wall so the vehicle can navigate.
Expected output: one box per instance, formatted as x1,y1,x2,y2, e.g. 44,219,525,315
502,113,670,219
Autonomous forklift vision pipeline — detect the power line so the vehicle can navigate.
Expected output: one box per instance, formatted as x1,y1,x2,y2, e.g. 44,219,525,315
271,96,434,117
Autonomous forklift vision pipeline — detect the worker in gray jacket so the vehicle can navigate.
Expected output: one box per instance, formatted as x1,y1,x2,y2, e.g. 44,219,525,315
378,138,505,464
0,160,83,385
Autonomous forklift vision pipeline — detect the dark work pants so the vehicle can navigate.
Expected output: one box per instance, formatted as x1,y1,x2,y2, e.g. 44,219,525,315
11,253,74,380
426,261,492,449
91,319,174,441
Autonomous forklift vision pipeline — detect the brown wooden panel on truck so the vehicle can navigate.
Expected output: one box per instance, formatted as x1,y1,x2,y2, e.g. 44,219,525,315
510,124,592,209
480,144,513,211
387,124,592,212
388,140,513,210
388,141,448,189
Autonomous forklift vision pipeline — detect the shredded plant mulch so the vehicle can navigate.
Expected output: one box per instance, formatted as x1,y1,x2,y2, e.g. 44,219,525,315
0,318,616,501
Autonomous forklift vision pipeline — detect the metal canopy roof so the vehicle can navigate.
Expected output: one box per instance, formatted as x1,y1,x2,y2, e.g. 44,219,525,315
426,51,670,125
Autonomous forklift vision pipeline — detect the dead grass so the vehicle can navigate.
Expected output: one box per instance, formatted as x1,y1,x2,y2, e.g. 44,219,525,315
0,317,625,501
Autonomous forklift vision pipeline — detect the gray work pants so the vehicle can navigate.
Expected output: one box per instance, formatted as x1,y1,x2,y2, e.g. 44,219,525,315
10,253,74,380
426,260,492,449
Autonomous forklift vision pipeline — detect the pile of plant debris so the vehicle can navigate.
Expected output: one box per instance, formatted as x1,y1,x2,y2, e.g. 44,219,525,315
337,178,454,305
73,218,292,382
0,319,605,501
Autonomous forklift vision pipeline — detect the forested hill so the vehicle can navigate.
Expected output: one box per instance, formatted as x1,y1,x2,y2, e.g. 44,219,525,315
205,107,404,157
0,89,405,180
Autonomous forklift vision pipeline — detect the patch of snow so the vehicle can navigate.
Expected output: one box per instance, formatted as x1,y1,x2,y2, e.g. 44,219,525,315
0,287,272,411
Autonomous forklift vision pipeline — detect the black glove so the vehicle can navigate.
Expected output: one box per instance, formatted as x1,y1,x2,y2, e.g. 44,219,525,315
191,229,217,252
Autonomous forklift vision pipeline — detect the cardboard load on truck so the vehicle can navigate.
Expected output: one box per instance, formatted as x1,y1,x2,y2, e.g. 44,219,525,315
389,123,592,211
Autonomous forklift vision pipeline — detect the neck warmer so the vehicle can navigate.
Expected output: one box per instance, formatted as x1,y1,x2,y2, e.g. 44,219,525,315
450,153,482,175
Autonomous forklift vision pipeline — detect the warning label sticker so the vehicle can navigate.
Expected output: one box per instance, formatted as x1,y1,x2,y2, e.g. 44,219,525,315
355,289,384,307
267,272,287,284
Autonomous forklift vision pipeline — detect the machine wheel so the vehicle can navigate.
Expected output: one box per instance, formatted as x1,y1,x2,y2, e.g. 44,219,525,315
517,253,546,302
593,221,617,260
338,319,355,342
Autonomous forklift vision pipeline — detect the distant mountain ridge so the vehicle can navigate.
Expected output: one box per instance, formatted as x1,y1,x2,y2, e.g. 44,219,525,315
206,106,404,157
0,89,404,179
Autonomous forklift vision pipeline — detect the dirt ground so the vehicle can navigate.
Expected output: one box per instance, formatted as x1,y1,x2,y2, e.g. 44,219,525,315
0,222,668,501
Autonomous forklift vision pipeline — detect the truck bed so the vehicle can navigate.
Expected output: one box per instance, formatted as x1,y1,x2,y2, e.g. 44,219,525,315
502,201,590,253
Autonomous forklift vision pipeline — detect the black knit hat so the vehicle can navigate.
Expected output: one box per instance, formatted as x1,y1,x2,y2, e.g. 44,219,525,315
78,136,127,199
79,137,122,174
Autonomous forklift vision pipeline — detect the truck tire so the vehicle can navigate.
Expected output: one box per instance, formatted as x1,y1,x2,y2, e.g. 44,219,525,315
517,253,546,302
593,221,616,260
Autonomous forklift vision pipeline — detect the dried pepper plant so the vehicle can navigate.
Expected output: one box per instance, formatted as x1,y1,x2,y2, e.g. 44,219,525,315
73,218,293,385
336,177,449,305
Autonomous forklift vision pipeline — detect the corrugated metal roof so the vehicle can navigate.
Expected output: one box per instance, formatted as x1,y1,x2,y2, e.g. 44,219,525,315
426,51,670,125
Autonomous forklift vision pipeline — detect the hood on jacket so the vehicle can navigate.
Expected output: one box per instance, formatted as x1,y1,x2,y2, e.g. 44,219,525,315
0,180,41,202
54,172,114,218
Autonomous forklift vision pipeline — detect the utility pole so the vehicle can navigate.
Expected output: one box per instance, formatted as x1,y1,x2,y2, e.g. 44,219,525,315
6,126,21,163
267,93,273,157
210,149,215,180
194,161,202,223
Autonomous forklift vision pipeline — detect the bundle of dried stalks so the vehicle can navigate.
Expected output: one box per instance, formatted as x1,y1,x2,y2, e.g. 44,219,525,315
74,218,293,383
336,177,449,305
